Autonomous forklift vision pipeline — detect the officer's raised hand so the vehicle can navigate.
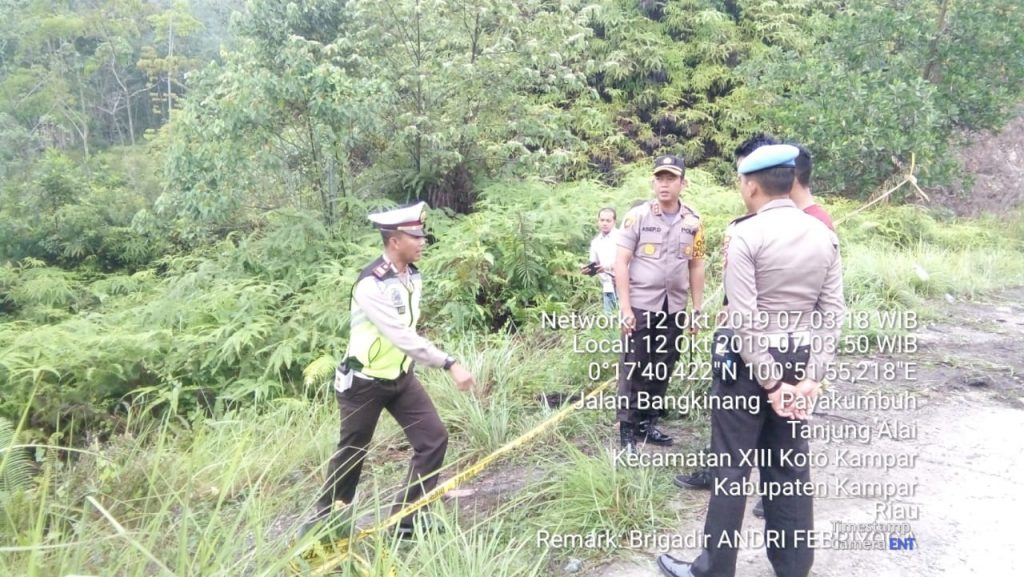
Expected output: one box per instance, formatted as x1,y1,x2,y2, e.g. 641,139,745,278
448,362,476,392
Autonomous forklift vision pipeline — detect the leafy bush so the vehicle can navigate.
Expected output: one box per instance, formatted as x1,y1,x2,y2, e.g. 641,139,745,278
3,169,1024,438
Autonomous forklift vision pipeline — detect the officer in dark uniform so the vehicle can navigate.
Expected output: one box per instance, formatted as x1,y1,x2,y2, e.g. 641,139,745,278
300,202,476,538
614,155,706,452
657,145,845,577
675,133,780,491
677,136,838,521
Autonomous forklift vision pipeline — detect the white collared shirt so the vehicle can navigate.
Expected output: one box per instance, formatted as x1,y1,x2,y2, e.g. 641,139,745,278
590,230,619,292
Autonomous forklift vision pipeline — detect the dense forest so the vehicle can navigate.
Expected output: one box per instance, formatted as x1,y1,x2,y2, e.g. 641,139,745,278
3,0,1024,434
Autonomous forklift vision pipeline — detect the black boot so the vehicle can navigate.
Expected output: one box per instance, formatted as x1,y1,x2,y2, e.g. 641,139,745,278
752,497,765,519
673,468,712,490
619,422,637,455
637,418,674,446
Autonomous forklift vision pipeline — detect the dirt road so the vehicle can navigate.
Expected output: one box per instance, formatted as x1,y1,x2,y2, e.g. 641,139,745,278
587,289,1024,577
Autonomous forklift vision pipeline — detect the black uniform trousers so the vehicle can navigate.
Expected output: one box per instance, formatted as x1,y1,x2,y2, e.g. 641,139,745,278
314,370,448,524
616,303,687,424
691,344,814,577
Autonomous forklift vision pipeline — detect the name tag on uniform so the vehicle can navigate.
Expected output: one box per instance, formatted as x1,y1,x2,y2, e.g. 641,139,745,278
390,288,407,314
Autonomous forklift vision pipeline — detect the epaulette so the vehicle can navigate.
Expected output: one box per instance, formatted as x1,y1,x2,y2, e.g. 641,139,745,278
729,213,756,226
682,203,701,219
371,260,391,279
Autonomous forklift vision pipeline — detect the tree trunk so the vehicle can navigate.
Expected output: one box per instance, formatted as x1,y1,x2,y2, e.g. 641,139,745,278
75,67,90,158
922,0,951,84
167,17,174,122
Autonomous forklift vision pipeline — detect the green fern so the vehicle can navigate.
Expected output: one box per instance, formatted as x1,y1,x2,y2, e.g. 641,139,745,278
303,353,339,387
0,416,33,493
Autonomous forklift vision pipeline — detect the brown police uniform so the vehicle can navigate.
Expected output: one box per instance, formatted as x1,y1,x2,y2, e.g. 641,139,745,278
693,195,844,577
311,203,454,530
616,196,705,426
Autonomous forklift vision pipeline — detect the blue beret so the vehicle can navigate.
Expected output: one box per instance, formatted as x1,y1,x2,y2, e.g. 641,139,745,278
737,144,799,175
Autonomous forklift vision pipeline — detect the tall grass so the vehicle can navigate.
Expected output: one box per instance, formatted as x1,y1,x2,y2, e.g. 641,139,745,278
2,168,1023,575
531,437,677,545
0,400,330,576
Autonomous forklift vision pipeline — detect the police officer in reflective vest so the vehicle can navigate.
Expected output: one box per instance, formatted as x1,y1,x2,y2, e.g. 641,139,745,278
657,145,845,577
301,201,476,538
615,154,706,453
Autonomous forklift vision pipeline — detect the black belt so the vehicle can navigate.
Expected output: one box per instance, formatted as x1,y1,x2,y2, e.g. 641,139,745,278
355,371,408,385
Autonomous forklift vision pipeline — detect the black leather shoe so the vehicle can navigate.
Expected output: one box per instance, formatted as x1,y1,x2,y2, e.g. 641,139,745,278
638,420,674,445
752,497,765,519
297,504,355,541
673,468,712,490
656,553,695,577
395,515,445,539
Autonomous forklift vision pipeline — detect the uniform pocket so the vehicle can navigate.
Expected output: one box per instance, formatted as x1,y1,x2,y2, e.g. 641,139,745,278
636,241,662,259
679,240,693,260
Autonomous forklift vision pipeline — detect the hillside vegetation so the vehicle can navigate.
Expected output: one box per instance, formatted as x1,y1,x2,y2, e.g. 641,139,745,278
2,0,1024,574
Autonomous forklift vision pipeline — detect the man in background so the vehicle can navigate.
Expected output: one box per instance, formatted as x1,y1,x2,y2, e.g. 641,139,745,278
791,144,834,230
582,207,620,312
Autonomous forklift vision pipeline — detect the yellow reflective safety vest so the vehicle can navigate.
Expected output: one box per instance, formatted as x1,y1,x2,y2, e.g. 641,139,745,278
345,257,422,380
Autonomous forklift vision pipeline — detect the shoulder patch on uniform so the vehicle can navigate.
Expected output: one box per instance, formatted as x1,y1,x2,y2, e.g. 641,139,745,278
357,256,390,283
692,226,706,259
622,204,650,231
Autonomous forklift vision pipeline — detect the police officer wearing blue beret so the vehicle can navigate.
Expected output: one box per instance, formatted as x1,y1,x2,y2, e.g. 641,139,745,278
657,145,845,577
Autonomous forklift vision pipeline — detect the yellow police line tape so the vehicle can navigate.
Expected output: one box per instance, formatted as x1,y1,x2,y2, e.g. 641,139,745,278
292,377,616,576
293,163,927,575
833,153,928,228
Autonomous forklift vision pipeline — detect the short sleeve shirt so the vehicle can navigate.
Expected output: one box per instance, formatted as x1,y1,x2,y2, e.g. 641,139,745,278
589,231,619,293
803,204,835,230
617,200,705,312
